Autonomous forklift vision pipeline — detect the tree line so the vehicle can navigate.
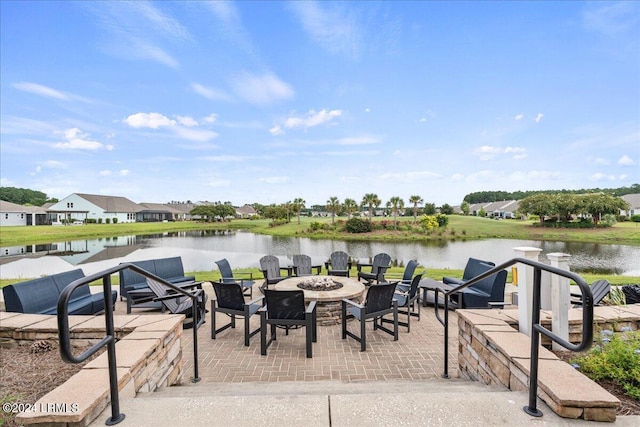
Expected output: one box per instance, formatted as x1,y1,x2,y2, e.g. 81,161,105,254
0,187,58,206
463,184,639,204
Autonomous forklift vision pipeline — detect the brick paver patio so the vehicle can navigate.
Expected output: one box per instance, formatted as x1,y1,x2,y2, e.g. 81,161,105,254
121,281,461,384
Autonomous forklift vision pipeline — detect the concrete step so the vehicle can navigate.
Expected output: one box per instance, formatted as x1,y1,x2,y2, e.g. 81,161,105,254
89,379,640,427
138,378,506,398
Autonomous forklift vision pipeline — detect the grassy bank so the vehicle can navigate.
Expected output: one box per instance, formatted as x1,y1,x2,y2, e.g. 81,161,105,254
2,215,639,247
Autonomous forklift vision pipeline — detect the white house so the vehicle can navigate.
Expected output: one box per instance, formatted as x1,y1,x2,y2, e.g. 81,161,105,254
0,200,51,226
48,193,141,224
235,204,257,218
620,194,640,217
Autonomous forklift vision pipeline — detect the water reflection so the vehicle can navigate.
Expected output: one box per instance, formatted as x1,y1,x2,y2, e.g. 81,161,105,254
1,230,638,280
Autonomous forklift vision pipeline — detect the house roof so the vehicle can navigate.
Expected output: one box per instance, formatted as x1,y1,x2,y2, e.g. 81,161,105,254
621,193,640,209
138,203,183,214
75,193,142,213
236,204,257,215
0,200,48,214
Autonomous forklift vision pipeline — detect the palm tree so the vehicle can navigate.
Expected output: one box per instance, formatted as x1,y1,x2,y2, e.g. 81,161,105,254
388,196,405,230
292,197,306,224
326,196,340,224
343,198,357,218
409,195,423,224
361,193,380,223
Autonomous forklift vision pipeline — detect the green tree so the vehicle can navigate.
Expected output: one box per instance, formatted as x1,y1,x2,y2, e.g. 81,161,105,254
518,194,555,224
361,193,381,222
581,193,629,227
292,198,306,224
0,186,49,206
440,203,454,215
343,198,358,218
423,203,436,215
409,195,423,224
387,196,405,230
326,196,340,224
461,201,470,215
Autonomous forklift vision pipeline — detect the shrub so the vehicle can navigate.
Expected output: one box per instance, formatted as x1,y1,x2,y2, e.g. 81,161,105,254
419,215,439,231
435,213,449,227
112,217,118,224
344,217,372,233
309,221,322,231
630,214,640,223
599,214,617,228
105,218,111,224
570,330,640,400
98,218,103,224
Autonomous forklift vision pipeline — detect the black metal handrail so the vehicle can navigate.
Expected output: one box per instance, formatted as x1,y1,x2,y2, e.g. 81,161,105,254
57,263,203,426
430,257,593,417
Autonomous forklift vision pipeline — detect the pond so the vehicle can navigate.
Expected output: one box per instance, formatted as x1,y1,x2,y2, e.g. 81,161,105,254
1,230,639,280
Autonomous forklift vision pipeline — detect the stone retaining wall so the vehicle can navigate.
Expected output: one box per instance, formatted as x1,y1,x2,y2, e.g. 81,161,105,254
0,311,186,426
456,305,640,422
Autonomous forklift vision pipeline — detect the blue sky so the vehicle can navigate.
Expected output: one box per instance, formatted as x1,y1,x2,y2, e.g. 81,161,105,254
1,1,638,207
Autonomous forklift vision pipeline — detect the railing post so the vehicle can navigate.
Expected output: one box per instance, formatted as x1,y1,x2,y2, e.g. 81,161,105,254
103,274,125,425
192,302,201,383
442,296,450,378
524,267,543,417
548,253,571,351
513,247,542,335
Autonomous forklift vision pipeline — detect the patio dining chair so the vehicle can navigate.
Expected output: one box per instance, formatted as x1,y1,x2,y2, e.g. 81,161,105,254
341,282,398,351
384,273,423,332
392,259,419,293
211,281,264,346
260,289,317,358
215,258,255,298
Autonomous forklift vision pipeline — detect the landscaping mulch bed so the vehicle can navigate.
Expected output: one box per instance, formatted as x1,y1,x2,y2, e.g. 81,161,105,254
0,342,104,427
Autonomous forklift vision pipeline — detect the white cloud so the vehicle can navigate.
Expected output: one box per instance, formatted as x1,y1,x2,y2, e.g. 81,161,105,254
207,178,231,187
339,176,361,183
99,170,112,176
365,108,370,113
191,83,232,101
258,176,290,184
119,169,130,176
590,172,616,181
535,113,544,123
589,157,611,165
203,113,219,123
12,82,68,100
515,114,524,121
618,154,635,165
450,173,465,182
124,112,176,129
284,109,342,130
620,174,628,180
289,2,361,57
583,1,638,36
379,171,443,182
270,125,285,136
54,128,113,151
475,145,527,160
172,126,218,142
41,160,67,169
176,115,198,127
232,72,294,106
338,136,379,145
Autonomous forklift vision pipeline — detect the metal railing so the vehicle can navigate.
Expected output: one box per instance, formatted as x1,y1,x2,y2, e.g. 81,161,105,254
430,257,593,417
57,263,204,426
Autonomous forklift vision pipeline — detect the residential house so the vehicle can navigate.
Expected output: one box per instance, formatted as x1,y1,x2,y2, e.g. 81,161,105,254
235,204,257,218
620,193,640,217
137,203,183,222
0,200,51,226
47,193,141,224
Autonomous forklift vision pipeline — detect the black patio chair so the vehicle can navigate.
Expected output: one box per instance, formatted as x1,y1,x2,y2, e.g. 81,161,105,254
571,279,611,307
356,253,392,285
215,258,255,298
443,257,495,286
341,282,399,351
393,259,420,293
325,251,352,277
385,273,423,332
292,254,321,276
260,289,317,358
259,255,294,289
211,281,264,346
145,277,207,329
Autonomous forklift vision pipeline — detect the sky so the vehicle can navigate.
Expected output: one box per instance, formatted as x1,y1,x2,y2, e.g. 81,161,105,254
1,1,639,207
